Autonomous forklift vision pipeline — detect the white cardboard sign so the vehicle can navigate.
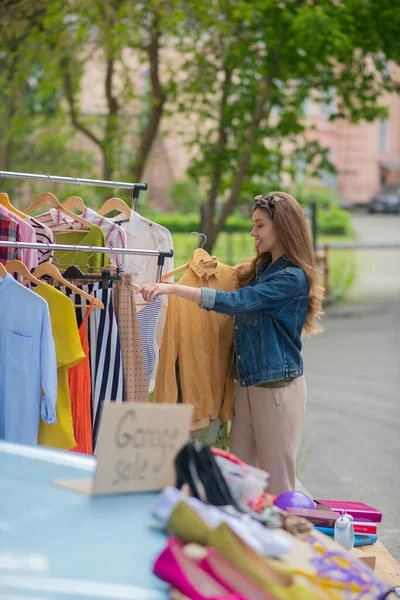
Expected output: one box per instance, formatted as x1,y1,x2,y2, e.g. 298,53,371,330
54,403,193,496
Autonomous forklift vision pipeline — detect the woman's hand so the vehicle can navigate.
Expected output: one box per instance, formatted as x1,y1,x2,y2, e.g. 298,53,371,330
138,282,172,302
137,282,202,305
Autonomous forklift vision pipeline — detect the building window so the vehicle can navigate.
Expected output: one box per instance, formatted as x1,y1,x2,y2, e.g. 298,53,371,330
379,119,389,152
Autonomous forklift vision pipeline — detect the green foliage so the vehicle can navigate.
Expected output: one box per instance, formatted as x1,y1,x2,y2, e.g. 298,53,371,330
318,205,353,236
148,205,352,237
327,249,357,301
0,0,96,188
291,183,342,209
169,179,205,213
2,0,400,253
144,212,252,234
148,213,201,233
177,0,400,247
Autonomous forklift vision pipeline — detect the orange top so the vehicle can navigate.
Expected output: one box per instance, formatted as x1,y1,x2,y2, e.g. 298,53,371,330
153,257,238,430
69,301,94,455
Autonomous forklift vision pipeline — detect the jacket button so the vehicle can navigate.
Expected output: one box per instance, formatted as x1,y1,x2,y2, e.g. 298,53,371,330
235,325,239,330
237,355,241,360
241,381,245,386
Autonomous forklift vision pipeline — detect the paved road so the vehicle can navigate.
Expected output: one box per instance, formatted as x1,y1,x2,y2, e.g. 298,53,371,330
301,212,400,560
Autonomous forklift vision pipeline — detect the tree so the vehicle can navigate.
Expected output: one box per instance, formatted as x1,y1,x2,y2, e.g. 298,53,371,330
0,0,95,196
176,0,400,251
37,0,180,184
0,1,47,171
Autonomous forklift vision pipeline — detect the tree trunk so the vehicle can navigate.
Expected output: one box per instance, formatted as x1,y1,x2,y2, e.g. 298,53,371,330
203,75,274,252
130,13,166,182
202,64,232,236
103,57,119,182
62,58,110,181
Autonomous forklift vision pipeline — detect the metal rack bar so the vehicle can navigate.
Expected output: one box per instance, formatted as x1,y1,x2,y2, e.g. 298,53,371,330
0,240,172,257
0,241,173,282
0,170,147,192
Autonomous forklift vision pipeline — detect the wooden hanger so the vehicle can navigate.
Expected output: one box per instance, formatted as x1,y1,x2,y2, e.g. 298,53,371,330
161,248,214,281
0,263,7,277
22,191,92,230
97,197,131,217
161,261,189,281
62,195,86,213
5,260,42,286
32,262,104,309
0,192,27,219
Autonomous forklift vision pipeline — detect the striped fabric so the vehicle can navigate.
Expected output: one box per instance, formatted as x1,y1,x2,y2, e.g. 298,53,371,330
27,217,55,264
137,297,162,388
0,206,38,270
81,208,127,269
57,281,124,447
36,208,127,268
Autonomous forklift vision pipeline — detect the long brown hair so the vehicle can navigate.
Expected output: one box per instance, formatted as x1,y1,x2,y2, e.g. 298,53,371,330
235,191,324,335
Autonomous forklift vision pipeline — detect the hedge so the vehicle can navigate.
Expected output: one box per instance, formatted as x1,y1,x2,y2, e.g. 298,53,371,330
147,205,352,236
317,205,352,236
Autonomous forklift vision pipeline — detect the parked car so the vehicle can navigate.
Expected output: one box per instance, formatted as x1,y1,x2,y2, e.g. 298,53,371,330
368,184,400,214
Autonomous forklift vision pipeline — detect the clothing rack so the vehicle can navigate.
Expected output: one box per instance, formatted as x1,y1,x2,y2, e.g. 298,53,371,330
0,170,148,210
0,241,173,283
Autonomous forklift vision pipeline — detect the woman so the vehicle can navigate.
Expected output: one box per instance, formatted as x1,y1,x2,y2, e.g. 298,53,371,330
139,192,324,495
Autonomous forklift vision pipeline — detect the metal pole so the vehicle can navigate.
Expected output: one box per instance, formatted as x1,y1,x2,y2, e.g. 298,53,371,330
311,201,318,250
323,244,330,299
0,240,172,257
0,170,147,192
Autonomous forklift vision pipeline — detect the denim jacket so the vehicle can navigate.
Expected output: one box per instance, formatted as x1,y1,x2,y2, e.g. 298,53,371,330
201,256,309,386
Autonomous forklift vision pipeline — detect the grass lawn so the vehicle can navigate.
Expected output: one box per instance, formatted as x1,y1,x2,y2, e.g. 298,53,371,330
171,232,357,300
317,235,357,300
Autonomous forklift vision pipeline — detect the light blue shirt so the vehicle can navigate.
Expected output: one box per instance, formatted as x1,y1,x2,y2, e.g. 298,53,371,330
0,274,57,444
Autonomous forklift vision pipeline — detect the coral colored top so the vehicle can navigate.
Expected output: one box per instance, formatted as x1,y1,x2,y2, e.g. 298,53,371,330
69,300,94,455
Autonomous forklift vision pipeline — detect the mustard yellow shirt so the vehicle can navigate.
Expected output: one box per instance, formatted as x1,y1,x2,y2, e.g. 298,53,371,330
153,256,237,430
34,283,85,449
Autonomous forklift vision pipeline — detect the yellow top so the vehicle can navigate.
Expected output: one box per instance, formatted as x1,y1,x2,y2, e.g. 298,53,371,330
34,283,85,449
153,257,238,430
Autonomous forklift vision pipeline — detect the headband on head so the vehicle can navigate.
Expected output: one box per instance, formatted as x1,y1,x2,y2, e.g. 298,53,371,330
254,194,280,217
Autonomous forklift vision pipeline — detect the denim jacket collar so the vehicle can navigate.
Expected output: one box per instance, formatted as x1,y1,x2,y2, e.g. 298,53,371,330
256,255,292,280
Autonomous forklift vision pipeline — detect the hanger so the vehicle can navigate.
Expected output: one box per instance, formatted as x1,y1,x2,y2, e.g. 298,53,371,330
62,178,86,213
161,232,212,281
0,173,26,219
5,260,42,286
62,195,86,212
23,191,92,230
0,194,27,220
32,261,104,309
22,176,92,230
97,184,131,218
0,263,7,277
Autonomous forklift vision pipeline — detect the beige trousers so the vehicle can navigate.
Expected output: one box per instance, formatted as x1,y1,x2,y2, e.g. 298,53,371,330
230,377,306,496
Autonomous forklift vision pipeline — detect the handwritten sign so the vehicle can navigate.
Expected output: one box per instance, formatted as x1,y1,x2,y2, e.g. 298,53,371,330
54,403,193,496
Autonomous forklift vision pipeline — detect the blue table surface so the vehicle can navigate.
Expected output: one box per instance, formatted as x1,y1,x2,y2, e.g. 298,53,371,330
0,441,169,599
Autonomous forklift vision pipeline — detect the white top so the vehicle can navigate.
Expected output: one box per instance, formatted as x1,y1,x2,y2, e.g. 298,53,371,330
115,211,174,287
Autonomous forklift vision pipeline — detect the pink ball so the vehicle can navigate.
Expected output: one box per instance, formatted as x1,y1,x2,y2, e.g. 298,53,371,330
274,490,316,511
